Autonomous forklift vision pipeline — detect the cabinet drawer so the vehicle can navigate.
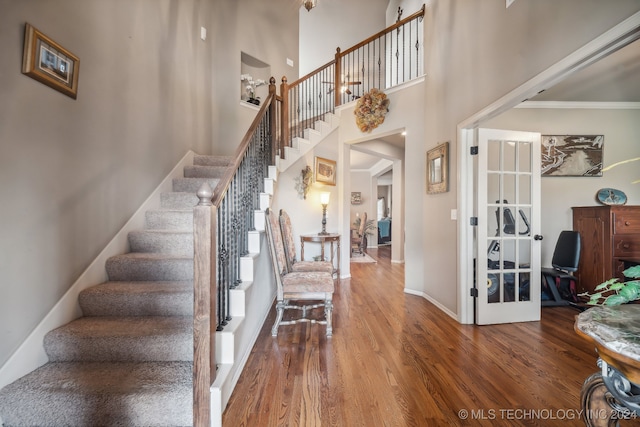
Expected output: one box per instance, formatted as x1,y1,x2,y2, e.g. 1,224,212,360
613,235,640,257
613,212,640,234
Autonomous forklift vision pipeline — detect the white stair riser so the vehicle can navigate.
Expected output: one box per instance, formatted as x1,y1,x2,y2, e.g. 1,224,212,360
248,231,261,254
240,256,254,282
264,178,274,196
268,165,278,181
304,128,321,143
259,193,271,211
276,113,339,172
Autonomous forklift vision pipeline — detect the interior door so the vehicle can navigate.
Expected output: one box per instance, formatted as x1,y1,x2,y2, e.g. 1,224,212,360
476,128,541,325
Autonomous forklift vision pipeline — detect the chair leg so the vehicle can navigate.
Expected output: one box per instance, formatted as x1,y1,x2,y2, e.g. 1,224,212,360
324,300,333,337
271,300,285,336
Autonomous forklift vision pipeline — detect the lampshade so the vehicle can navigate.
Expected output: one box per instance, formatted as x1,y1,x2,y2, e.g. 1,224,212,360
303,0,317,11
320,192,330,205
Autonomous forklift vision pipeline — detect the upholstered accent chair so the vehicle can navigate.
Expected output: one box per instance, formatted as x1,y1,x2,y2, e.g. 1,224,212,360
265,208,334,337
279,209,334,275
351,211,368,256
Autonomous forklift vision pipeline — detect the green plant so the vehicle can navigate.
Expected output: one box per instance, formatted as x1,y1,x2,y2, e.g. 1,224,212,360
580,265,640,306
353,217,377,240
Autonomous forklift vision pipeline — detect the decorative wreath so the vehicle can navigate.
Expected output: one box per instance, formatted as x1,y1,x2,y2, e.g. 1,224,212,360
354,88,390,133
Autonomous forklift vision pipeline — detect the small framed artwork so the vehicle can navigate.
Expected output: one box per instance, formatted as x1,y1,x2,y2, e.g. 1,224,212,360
541,135,603,176
426,142,449,194
315,156,336,186
22,23,80,99
351,192,362,205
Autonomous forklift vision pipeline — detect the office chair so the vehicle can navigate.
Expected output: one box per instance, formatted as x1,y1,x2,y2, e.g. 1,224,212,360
541,230,581,307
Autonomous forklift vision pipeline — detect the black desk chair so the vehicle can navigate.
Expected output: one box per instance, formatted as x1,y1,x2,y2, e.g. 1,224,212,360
541,230,581,306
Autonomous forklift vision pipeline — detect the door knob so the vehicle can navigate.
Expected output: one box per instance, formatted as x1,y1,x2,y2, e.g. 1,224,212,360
534,235,543,240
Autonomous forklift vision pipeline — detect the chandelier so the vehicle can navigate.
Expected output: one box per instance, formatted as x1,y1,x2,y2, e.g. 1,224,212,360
303,0,317,12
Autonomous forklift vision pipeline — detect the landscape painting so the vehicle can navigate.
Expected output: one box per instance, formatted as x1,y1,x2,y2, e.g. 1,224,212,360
541,135,604,177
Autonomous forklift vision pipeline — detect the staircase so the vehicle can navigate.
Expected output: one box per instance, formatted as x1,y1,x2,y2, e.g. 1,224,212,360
276,112,340,172
0,154,264,426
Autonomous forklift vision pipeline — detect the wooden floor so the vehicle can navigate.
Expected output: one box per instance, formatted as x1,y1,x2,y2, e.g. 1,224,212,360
222,246,603,426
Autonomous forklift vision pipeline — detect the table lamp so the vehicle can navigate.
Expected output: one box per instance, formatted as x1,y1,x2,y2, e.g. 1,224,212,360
319,192,330,235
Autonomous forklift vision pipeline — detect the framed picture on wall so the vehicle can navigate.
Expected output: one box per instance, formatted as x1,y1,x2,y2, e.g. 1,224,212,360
351,192,362,205
426,142,449,194
315,156,336,186
22,23,80,99
541,135,604,176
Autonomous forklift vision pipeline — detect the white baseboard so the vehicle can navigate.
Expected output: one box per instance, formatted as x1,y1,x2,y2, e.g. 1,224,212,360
404,288,458,321
0,151,196,389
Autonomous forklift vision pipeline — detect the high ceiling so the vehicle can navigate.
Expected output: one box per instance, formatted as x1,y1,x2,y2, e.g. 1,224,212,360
350,37,640,172
530,38,640,102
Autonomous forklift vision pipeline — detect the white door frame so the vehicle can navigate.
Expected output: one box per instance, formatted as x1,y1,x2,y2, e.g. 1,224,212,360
456,12,640,324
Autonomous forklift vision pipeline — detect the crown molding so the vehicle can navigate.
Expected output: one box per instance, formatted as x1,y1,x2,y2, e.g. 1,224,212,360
516,101,640,109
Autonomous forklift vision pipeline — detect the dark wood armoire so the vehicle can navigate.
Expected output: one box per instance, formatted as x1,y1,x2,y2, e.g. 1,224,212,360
572,205,640,294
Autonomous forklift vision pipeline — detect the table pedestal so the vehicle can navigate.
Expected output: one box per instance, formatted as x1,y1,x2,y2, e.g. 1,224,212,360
300,233,340,277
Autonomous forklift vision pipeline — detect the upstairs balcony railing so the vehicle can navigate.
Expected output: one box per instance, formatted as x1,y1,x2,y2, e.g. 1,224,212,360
279,4,424,155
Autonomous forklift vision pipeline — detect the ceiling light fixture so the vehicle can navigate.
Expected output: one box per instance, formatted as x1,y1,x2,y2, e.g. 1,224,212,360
303,0,317,12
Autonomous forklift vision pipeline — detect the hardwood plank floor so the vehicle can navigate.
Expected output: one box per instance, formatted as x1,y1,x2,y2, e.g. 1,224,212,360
222,246,605,426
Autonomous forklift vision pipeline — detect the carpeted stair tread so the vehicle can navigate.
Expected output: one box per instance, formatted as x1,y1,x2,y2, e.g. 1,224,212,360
44,316,193,362
183,165,228,178
0,153,239,424
145,209,193,230
172,177,221,193
79,281,193,316
106,253,193,281
194,154,233,166
160,191,200,209
128,229,194,255
0,361,192,426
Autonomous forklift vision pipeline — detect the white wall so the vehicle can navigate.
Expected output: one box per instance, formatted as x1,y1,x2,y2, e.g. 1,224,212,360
338,79,425,291
270,131,342,267
299,0,389,75
485,107,640,266
350,171,375,229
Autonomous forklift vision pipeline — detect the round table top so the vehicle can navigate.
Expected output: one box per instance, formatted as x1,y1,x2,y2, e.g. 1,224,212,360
575,305,640,383
576,305,640,362
301,233,340,241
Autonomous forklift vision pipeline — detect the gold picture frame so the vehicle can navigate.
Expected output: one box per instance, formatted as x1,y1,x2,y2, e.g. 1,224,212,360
426,142,449,194
315,156,336,186
22,23,80,99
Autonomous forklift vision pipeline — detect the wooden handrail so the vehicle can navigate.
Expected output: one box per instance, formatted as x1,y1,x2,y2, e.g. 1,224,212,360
194,86,280,427
340,4,425,57
211,91,276,207
280,4,425,115
287,59,336,89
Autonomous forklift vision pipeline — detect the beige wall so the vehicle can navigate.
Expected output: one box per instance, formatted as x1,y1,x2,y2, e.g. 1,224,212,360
0,0,298,367
217,0,299,155
422,0,640,315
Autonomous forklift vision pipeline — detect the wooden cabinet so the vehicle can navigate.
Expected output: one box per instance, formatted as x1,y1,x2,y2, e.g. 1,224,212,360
572,206,640,294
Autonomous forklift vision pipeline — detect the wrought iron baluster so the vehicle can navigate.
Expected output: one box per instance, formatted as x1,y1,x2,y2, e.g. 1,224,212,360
230,176,242,288
378,37,382,89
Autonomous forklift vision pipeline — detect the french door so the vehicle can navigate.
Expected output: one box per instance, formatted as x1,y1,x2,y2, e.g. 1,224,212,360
476,129,542,325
